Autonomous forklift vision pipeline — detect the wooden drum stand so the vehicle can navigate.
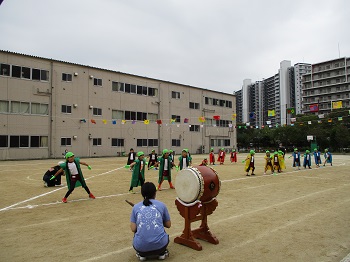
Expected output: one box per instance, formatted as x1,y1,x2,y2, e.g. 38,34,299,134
174,197,219,251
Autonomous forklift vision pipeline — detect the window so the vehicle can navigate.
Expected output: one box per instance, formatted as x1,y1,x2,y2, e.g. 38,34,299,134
61,105,72,114
136,85,148,95
30,136,48,147
0,135,8,147
213,99,219,106
189,125,200,132
136,112,147,121
0,63,10,76
21,67,30,79
130,84,136,94
9,135,29,148
112,82,124,92
189,102,200,109
61,137,72,146
137,139,148,147
136,139,158,147
148,113,158,121
62,73,72,82
0,100,9,113
148,87,158,97
11,101,30,114
93,138,102,146
31,103,49,115
226,100,232,108
40,70,49,81
142,86,148,95
125,83,131,93
111,138,124,147
93,107,102,116
224,139,231,146
171,91,180,99
171,115,181,123
172,139,181,147
219,100,225,107
112,110,124,119
148,139,158,147
93,78,102,86
32,68,40,80
11,65,21,78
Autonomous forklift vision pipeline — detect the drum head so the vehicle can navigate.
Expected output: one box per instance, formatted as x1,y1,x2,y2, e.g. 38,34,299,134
175,168,204,203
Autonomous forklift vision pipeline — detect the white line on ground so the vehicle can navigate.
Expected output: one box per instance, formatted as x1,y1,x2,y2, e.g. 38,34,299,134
0,166,125,212
340,252,350,262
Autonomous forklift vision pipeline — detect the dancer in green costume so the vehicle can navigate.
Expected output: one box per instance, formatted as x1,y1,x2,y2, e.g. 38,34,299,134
157,149,175,191
129,152,146,193
52,152,95,203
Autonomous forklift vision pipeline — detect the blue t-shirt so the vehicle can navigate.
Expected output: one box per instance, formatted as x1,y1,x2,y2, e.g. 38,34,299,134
130,199,170,252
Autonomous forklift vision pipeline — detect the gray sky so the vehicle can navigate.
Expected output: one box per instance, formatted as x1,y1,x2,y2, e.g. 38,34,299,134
0,0,349,93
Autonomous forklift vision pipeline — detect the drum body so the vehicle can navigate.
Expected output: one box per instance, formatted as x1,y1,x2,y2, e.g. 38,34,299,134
175,165,220,204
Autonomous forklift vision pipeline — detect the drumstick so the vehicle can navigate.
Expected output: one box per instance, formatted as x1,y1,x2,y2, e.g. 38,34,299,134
125,199,135,207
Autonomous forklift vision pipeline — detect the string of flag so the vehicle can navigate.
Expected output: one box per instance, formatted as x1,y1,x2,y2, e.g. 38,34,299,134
58,113,238,127
239,109,350,129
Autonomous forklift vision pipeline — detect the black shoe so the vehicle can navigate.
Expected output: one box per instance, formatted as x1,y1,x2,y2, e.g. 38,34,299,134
246,174,250,176
251,173,255,176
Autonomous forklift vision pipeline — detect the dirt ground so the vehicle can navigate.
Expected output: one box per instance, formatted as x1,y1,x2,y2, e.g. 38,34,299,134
0,153,350,262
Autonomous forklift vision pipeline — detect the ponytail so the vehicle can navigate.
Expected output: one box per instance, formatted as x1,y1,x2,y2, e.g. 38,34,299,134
141,182,156,206
143,198,153,206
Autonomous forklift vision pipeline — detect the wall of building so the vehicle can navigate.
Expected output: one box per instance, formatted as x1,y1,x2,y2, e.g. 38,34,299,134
0,51,236,160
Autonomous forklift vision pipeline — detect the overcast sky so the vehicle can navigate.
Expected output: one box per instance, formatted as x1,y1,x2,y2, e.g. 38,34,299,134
0,0,349,93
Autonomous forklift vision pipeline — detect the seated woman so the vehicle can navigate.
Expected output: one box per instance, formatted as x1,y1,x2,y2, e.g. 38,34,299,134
130,182,171,261
42,162,64,187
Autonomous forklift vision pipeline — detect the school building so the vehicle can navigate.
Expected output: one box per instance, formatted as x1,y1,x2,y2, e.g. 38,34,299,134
0,50,236,160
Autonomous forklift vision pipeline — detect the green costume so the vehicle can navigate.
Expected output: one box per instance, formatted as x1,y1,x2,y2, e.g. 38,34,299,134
130,159,146,187
158,156,172,183
59,158,87,190
178,155,192,170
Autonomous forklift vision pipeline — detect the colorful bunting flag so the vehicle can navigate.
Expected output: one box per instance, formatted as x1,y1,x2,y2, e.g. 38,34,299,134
246,122,250,126
102,119,107,124
170,119,176,123
200,125,204,128
213,115,220,120
268,110,275,117
177,124,180,127
112,120,117,125
228,124,233,128
332,101,342,109
338,116,343,121
80,119,86,123
184,118,189,123
198,116,206,123
328,119,332,123
144,120,150,125
91,119,96,124
317,120,322,124
249,112,255,119
266,120,271,125
291,118,296,122
308,121,312,125
121,120,126,124
132,120,136,124
309,104,319,112
156,119,162,125
287,108,295,114
232,114,237,120
318,114,325,119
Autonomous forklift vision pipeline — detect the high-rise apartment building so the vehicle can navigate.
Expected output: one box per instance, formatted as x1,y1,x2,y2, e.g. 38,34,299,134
294,63,312,114
302,57,350,114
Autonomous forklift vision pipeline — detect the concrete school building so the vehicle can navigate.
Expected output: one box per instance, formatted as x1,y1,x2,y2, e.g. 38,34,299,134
0,50,236,160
